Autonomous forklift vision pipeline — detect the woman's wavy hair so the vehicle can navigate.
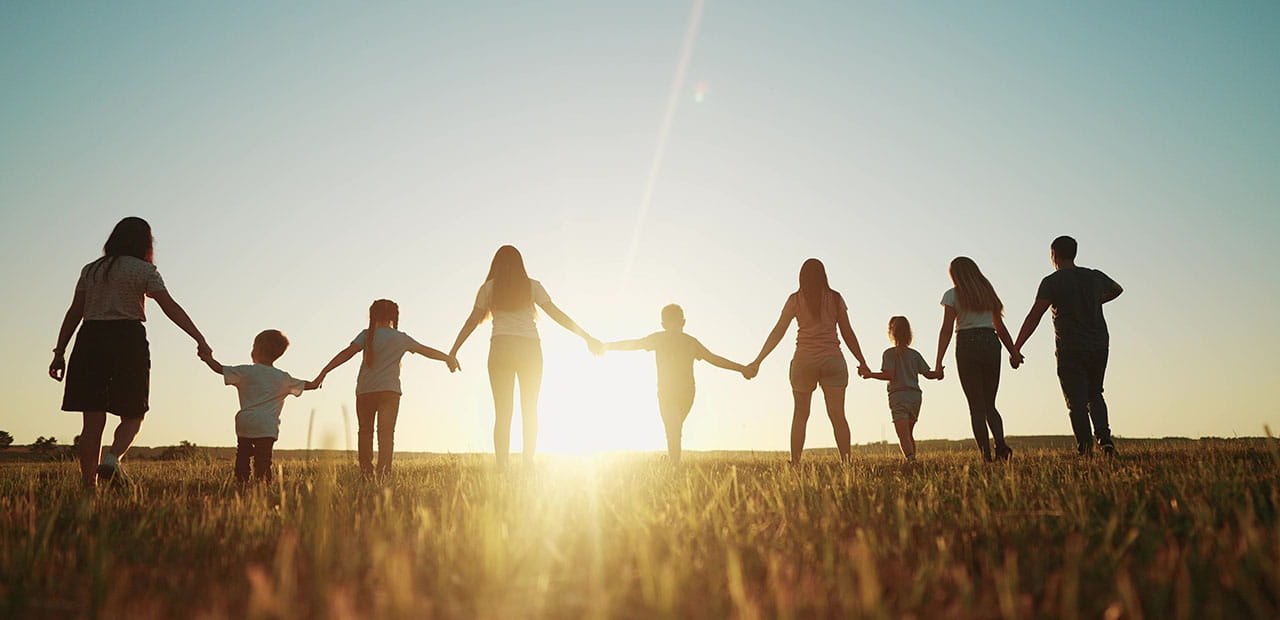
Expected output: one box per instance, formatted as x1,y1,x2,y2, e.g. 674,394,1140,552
89,217,154,281
948,257,1003,314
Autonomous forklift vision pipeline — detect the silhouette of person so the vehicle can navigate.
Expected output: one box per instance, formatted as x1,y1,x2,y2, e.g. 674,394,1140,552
746,259,870,464
49,217,211,488
449,246,600,469
601,304,751,464
933,257,1019,462
1012,236,1123,456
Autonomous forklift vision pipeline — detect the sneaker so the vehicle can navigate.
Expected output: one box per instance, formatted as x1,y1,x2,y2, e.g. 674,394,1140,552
995,445,1014,461
96,452,132,486
1098,438,1117,456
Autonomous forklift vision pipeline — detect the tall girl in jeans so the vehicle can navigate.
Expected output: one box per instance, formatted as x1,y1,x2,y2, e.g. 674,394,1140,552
746,258,870,464
934,257,1018,462
316,299,458,475
49,217,211,488
449,246,599,469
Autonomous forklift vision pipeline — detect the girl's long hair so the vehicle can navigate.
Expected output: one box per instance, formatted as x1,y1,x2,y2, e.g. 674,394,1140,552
89,217,154,281
888,316,912,347
949,257,1003,314
797,258,836,321
485,245,533,313
364,299,399,367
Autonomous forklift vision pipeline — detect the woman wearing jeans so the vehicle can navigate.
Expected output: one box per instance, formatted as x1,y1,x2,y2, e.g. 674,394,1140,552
934,257,1018,462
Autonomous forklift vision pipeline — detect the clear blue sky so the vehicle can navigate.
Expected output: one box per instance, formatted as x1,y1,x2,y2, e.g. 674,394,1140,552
2,1,1277,451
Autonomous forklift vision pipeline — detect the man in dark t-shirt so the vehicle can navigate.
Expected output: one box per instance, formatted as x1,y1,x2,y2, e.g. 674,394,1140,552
1011,236,1124,455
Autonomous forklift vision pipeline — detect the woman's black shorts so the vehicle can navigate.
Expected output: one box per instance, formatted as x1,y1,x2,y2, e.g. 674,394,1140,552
62,320,150,418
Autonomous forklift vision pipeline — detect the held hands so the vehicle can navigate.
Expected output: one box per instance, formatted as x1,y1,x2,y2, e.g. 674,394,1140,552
586,337,605,356
445,355,461,373
1009,350,1025,370
742,362,760,380
856,363,871,379
197,341,213,360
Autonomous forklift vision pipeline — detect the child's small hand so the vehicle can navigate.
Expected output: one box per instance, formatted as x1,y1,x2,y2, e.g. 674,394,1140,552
586,338,605,356
446,356,461,373
305,379,321,390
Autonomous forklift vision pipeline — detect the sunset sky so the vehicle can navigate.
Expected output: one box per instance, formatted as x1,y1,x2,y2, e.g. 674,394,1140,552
2,2,1277,453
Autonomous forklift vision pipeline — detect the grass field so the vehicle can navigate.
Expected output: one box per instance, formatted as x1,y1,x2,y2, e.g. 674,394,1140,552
1,441,1277,618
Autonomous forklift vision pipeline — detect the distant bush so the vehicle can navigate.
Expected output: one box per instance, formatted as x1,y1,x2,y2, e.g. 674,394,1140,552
31,436,58,454
159,440,201,461
0,431,12,450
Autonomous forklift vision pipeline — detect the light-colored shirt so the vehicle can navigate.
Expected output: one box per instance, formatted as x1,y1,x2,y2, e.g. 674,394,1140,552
351,328,424,395
637,330,710,394
474,279,553,340
223,364,307,439
941,288,994,331
782,291,847,360
75,256,167,321
880,346,932,394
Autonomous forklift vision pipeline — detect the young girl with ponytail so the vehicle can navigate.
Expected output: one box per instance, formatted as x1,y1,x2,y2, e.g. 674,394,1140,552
316,299,458,475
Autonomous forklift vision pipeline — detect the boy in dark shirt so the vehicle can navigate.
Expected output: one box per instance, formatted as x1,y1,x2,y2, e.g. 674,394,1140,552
1012,236,1124,455
602,304,750,464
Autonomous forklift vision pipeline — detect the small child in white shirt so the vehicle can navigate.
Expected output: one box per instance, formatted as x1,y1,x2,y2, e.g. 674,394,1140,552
200,330,318,483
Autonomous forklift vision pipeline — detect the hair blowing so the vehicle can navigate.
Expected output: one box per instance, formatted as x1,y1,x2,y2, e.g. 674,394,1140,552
90,217,155,281
364,300,399,367
485,245,533,313
949,257,1003,314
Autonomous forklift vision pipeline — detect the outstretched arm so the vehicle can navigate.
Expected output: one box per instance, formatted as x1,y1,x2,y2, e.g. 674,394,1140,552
701,348,748,374
449,307,487,358
604,338,648,352
153,291,211,356
1012,299,1051,351
316,343,360,385
935,305,957,370
862,369,894,382
836,310,869,373
49,288,86,381
749,304,795,370
539,300,595,342
199,351,224,375
412,342,460,372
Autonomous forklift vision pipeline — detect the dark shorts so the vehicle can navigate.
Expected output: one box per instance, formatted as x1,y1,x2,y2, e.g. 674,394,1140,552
61,320,150,418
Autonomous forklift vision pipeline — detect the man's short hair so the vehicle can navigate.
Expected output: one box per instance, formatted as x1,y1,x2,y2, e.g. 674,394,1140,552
661,304,684,324
1052,236,1078,261
254,329,290,362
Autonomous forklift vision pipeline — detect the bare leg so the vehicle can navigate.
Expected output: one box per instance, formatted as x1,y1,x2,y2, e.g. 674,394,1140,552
79,412,107,486
790,391,813,464
821,385,851,461
894,419,916,459
659,391,694,464
109,417,142,459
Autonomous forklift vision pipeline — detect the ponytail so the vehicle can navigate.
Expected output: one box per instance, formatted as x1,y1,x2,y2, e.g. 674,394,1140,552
363,299,400,368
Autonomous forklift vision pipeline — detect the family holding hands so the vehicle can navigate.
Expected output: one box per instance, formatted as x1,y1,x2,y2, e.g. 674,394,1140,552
51,218,1123,488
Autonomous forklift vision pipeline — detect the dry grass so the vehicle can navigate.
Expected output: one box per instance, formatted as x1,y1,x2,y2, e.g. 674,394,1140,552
1,441,1277,618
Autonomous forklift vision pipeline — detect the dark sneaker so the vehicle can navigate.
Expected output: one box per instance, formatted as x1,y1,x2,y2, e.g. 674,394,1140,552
1098,438,1117,456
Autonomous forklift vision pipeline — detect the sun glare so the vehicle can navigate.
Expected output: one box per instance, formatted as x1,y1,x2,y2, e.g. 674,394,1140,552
535,339,664,455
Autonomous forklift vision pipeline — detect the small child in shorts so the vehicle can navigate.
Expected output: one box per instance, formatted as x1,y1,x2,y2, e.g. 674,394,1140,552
600,304,750,464
860,316,943,462
200,330,318,483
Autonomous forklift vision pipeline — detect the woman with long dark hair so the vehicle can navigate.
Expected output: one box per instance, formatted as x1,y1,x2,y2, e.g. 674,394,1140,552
934,257,1018,462
49,217,210,487
746,258,870,463
449,245,599,468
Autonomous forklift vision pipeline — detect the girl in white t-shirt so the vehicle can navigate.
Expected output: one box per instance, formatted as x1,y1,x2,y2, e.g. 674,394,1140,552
934,257,1019,462
316,299,458,475
449,245,600,469
49,217,211,488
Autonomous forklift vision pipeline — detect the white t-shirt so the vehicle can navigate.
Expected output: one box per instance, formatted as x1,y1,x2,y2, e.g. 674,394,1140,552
941,288,995,331
224,364,307,439
473,279,553,340
75,256,167,321
351,328,424,395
